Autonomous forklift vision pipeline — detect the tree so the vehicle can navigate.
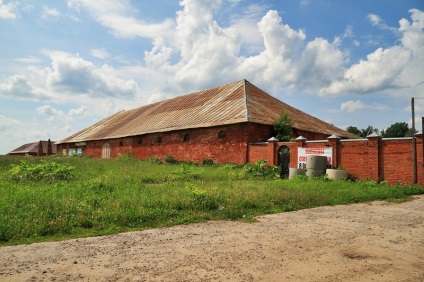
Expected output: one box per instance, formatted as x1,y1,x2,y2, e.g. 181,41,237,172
360,126,379,137
274,112,293,141
346,126,361,137
346,125,379,138
382,122,416,137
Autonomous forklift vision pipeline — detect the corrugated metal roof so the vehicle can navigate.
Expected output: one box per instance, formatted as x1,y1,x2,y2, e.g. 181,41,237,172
57,79,350,144
9,140,57,154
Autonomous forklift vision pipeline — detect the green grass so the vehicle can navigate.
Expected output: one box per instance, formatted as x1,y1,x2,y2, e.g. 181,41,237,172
0,155,423,246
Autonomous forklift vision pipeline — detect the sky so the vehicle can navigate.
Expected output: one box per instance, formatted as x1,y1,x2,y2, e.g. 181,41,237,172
1,0,424,154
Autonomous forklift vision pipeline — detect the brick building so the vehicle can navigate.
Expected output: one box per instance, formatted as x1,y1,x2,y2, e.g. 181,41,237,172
8,139,56,156
56,79,350,163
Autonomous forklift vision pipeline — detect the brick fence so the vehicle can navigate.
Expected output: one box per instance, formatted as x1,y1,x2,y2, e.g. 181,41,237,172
247,134,424,186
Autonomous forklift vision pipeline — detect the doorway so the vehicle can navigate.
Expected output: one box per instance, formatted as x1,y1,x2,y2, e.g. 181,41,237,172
278,145,290,178
102,142,111,159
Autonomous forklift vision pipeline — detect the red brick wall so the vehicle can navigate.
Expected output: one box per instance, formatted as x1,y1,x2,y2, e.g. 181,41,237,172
255,135,424,185
63,123,275,164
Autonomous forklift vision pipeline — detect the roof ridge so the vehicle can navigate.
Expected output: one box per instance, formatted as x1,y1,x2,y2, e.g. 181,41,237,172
242,79,249,121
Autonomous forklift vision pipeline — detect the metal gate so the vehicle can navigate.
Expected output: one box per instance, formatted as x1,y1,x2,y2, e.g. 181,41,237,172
278,145,290,178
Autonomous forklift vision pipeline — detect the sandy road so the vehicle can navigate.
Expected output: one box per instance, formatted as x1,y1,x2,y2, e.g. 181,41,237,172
1,195,423,281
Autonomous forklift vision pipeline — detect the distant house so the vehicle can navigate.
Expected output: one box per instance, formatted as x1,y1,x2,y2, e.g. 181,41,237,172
8,139,56,156
56,79,351,163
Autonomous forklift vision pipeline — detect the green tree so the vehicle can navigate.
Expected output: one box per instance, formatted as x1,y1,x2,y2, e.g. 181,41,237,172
382,122,416,137
273,111,293,141
346,126,361,137
360,126,379,137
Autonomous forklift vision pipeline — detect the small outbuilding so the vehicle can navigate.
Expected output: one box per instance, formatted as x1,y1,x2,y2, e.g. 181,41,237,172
8,139,56,156
56,80,350,163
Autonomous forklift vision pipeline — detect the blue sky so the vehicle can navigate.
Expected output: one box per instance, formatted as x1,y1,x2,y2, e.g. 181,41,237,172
1,0,423,154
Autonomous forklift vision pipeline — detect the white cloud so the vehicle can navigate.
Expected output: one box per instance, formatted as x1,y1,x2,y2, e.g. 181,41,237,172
67,0,174,39
14,56,43,64
46,51,138,98
340,100,365,112
367,13,398,33
340,100,389,113
69,105,88,116
0,0,16,19
90,48,110,60
0,114,21,131
37,104,64,116
321,9,424,97
0,75,49,101
42,6,60,19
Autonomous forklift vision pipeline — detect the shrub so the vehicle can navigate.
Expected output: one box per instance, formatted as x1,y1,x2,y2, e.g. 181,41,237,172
116,152,135,160
202,159,215,166
147,157,162,164
8,160,75,182
165,154,178,164
243,160,279,178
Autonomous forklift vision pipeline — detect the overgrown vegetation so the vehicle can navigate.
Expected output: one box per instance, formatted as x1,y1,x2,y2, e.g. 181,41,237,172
273,111,293,141
0,155,423,246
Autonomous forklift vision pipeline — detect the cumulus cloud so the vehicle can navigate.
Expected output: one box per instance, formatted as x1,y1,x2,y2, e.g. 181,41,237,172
321,9,424,97
0,75,49,101
0,0,16,19
69,105,88,116
46,51,138,98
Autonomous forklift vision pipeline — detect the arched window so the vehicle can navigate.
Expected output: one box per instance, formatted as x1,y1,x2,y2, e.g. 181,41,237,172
183,133,190,142
218,131,226,139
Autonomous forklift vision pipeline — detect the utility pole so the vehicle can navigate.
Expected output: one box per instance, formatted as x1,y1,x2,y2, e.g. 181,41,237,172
412,98,417,184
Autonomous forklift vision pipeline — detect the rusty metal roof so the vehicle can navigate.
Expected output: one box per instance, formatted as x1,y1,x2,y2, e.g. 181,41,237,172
9,140,57,154
56,79,350,144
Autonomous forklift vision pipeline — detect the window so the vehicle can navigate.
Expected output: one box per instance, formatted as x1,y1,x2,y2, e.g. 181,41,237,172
183,133,190,142
119,141,123,147
138,138,142,145
218,131,226,139
157,136,163,144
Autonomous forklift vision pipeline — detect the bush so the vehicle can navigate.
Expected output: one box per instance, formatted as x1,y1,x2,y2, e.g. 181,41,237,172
202,159,215,166
243,160,279,178
165,154,178,164
8,160,75,182
147,157,162,164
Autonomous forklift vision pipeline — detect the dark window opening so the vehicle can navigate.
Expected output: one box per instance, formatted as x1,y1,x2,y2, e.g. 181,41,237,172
119,141,123,147
183,134,190,142
138,138,142,145
218,131,226,139
157,136,163,144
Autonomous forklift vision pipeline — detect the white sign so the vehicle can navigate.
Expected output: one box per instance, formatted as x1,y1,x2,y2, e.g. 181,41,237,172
298,147,333,169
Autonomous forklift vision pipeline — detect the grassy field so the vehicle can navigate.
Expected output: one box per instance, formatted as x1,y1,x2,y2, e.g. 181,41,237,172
1,155,423,246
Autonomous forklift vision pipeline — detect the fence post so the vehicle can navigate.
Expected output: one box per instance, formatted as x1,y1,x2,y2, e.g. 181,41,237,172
328,134,341,169
367,133,381,182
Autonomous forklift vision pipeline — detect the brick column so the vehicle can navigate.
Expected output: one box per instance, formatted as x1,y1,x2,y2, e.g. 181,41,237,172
267,137,278,166
367,133,381,182
328,134,341,169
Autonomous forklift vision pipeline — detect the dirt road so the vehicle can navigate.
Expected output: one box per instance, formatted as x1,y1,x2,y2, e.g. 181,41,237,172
1,195,423,281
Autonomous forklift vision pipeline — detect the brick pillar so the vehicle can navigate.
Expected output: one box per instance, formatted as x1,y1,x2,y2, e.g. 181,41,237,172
367,133,381,182
328,134,341,169
267,137,278,166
